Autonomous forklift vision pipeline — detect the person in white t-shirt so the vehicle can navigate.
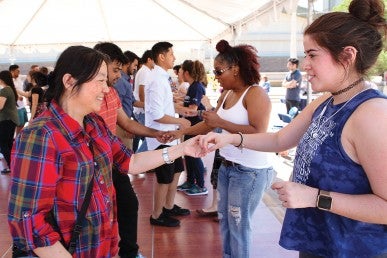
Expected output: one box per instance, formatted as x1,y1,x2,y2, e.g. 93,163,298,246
133,49,155,153
146,42,191,227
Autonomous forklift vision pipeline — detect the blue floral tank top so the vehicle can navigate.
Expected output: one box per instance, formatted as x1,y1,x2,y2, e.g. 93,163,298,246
279,89,387,257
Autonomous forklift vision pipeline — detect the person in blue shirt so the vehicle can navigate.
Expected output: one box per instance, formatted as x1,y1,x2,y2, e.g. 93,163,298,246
260,75,271,93
114,50,140,149
282,58,302,113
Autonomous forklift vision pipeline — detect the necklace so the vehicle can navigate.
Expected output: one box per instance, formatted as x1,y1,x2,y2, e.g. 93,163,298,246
314,88,368,134
331,77,364,96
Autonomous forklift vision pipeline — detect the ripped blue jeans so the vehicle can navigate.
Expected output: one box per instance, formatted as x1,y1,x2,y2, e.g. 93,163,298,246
217,162,274,258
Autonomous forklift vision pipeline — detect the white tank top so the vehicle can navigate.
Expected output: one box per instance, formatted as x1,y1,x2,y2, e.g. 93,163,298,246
217,86,272,169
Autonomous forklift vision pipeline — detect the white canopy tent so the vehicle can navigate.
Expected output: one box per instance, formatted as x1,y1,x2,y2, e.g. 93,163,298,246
0,0,297,64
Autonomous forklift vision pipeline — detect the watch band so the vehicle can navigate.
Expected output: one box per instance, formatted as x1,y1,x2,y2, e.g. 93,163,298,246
319,190,330,196
162,147,174,164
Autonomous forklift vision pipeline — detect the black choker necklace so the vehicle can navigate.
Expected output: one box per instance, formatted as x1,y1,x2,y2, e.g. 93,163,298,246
331,78,364,96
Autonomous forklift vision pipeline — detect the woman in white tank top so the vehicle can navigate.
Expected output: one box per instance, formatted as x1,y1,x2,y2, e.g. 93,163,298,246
175,39,274,258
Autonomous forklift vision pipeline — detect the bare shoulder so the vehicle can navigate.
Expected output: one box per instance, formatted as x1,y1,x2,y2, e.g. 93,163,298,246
244,85,269,102
352,97,387,123
347,97,387,150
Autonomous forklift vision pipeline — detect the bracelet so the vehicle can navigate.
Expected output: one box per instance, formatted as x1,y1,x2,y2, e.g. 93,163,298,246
235,132,244,150
162,147,175,164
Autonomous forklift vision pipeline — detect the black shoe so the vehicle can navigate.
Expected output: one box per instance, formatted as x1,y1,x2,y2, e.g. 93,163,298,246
1,168,10,174
163,204,190,216
150,214,180,227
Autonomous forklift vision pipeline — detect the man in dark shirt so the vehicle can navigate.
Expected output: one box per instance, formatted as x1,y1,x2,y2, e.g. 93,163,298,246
282,58,302,113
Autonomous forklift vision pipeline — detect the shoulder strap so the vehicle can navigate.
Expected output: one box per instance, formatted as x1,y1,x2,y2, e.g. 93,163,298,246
45,141,96,255
67,175,94,254
67,142,96,254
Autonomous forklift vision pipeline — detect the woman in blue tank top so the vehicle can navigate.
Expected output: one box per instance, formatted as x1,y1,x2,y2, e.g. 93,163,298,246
199,0,387,257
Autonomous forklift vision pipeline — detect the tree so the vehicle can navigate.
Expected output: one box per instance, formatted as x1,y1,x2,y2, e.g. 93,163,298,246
333,0,387,77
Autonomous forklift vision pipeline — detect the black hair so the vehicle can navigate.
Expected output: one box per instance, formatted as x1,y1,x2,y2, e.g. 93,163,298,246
141,50,153,64
124,50,140,64
39,66,49,75
8,65,19,72
0,70,18,102
288,58,299,66
151,41,173,63
45,45,109,103
94,42,126,65
31,72,48,87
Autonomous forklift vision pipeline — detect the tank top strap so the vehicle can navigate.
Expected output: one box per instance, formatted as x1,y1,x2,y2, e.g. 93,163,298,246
220,86,253,109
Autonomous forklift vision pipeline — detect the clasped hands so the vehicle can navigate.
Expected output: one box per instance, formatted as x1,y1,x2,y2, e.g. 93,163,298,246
183,131,320,210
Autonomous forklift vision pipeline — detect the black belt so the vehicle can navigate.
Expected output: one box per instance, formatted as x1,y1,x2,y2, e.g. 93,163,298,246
221,158,240,167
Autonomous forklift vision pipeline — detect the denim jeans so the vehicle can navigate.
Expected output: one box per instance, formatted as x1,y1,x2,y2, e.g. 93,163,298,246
217,163,274,258
133,113,148,153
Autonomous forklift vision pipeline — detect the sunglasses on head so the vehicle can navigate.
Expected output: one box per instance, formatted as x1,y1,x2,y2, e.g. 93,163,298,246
213,66,232,76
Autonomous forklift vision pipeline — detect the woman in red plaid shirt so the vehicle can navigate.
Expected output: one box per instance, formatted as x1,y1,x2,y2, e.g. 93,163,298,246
8,46,204,258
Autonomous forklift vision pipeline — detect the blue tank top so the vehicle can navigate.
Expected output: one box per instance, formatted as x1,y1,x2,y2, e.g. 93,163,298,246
279,89,387,257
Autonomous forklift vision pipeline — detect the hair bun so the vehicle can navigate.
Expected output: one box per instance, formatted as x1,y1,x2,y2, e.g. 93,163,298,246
216,40,232,53
349,0,386,28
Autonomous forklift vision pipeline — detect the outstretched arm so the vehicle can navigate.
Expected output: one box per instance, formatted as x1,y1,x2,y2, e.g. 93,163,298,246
128,135,206,174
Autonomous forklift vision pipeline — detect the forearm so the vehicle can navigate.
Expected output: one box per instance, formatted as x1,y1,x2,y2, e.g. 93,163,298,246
30,104,37,119
155,114,181,125
282,80,296,89
33,241,72,258
179,121,211,136
17,90,31,98
119,119,158,137
174,104,196,116
230,131,293,153
328,192,387,224
128,144,185,174
133,100,144,108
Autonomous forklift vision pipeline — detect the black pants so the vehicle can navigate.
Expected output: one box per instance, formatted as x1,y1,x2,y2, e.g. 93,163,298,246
0,120,16,167
184,134,205,188
113,168,139,258
285,99,300,114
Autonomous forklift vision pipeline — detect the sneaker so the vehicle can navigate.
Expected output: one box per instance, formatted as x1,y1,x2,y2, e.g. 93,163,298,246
177,181,193,191
163,204,190,216
136,252,146,258
185,185,208,196
150,214,180,227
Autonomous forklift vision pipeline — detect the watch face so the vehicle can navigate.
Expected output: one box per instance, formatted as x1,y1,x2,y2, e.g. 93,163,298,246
318,195,332,210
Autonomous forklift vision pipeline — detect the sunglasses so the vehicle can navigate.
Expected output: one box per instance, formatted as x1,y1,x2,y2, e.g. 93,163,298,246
213,66,232,76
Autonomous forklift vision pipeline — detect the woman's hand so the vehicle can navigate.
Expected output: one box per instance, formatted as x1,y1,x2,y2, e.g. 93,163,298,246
271,181,318,209
167,129,183,142
198,132,235,152
182,135,208,158
201,110,222,128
